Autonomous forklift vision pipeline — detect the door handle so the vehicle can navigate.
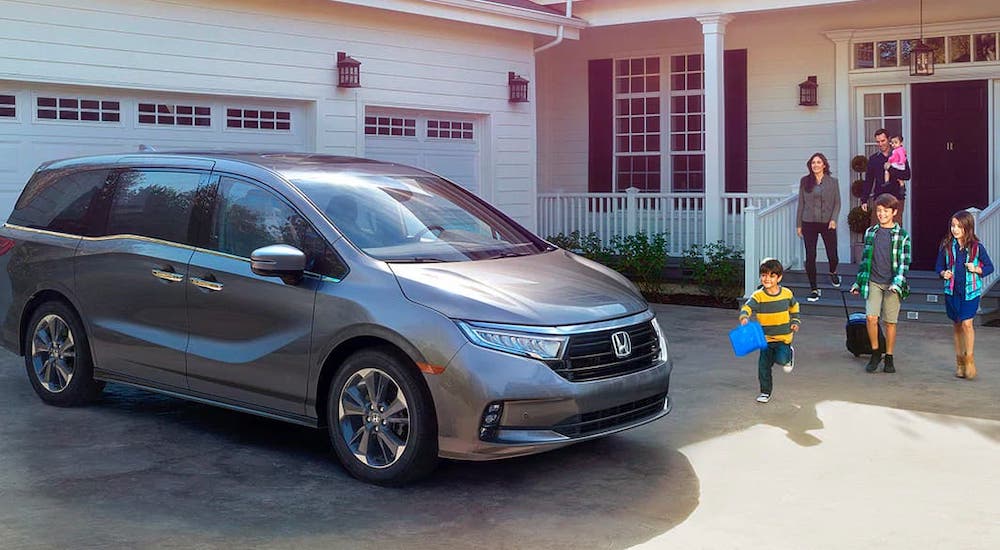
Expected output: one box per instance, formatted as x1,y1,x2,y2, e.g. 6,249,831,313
151,269,184,282
190,277,223,292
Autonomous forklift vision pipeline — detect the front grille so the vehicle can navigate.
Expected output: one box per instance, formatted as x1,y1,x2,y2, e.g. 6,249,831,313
546,320,660,382
553,392,667,437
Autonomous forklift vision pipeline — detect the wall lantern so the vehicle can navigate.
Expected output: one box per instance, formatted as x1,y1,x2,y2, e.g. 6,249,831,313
337,51,361,88
798,75,818,106
909,0,934,76
508,72,529,103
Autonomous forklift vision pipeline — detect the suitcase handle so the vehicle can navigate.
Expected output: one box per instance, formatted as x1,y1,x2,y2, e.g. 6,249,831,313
840,290,851,320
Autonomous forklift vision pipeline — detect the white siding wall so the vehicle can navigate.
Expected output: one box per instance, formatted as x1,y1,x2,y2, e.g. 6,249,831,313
0,0,539,227
536,1,999,197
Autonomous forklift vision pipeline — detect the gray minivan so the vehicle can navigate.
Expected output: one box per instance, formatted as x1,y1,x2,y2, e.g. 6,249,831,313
0,153,672,485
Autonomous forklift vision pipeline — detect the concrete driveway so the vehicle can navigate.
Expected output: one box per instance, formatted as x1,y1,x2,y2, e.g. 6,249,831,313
1,304,997,549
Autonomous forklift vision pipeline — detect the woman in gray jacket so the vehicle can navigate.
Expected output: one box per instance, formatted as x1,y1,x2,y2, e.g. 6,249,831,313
796,152,841,302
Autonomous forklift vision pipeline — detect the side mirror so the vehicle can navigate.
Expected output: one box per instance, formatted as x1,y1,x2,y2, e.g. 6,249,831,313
250,244,306,284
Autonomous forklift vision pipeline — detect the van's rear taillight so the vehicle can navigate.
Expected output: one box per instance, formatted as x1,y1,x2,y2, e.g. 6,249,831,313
0,237,15,256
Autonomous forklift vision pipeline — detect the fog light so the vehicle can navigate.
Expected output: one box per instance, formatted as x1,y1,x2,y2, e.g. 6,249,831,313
479,402,504,441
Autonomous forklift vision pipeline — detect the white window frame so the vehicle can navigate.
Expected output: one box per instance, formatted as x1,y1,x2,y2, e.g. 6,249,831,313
31,93,123,128
855,85,910,228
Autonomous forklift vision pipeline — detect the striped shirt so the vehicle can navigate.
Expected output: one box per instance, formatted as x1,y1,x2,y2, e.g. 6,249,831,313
739,286,800,344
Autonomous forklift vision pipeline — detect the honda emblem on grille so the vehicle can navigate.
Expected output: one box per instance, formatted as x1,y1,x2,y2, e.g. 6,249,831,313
611,331,632,358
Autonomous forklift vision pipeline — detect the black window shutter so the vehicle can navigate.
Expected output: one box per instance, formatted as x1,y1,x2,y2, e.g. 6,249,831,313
724,49,748,193
588,58,614,193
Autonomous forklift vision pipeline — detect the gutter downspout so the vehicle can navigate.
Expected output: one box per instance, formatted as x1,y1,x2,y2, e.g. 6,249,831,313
534,0,572,53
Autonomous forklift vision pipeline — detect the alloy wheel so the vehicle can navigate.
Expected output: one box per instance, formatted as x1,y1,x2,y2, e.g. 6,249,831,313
338,367,410,469
30,314,76,393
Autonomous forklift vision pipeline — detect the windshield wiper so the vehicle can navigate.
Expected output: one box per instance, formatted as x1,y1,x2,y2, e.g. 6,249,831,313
386,257,449,263
486,251,532,259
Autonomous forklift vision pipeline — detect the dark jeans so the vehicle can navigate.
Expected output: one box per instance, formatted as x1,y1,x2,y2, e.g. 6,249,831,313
758,341,792,395
802,221,839,290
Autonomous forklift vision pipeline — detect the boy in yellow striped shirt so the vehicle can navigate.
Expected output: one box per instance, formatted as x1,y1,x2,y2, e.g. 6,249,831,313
739,258,801,403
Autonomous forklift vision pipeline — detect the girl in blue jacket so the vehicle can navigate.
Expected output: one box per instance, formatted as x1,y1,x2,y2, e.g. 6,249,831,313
935,210,994,379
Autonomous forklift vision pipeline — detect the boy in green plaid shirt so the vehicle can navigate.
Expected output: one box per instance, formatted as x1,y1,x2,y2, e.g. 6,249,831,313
850,193,911,373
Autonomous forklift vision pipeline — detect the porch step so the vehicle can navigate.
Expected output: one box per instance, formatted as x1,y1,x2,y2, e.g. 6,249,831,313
779,262,999,325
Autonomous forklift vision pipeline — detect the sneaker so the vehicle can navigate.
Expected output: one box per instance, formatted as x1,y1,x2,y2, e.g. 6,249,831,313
865,351,883,373
756,393,771,403
782,346,795,373
883,354,896,373
807,289,821,302
829,273,842,288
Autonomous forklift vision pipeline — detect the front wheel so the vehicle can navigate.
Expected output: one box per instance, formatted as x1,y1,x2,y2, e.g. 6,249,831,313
327,349,438,486
24,301,104,406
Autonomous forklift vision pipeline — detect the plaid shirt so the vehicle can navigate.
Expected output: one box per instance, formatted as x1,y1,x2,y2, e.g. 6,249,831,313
851,223,911,300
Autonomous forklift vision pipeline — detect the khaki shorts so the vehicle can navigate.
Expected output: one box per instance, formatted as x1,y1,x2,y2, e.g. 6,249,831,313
866,281,901,323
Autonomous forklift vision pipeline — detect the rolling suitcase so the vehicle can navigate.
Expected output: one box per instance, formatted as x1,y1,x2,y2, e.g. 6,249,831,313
842,291,885,357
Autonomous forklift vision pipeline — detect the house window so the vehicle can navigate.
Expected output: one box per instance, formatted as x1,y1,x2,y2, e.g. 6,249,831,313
364,116,416,137
852,31,998,70
226,108,291,130
427,120,473,140
669,54,704,193
139,103,211,127
0,94,14,118
37,97,120,122
861,92,903,157
614,56,661,192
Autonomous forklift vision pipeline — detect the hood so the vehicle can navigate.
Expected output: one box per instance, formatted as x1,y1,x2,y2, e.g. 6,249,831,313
389,250,647,326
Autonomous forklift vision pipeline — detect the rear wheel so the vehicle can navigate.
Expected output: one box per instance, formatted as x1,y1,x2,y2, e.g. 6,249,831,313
24,301,104,406
327,349,437,486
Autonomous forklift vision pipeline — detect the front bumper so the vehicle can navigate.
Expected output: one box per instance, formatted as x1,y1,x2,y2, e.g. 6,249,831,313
429,333,672,461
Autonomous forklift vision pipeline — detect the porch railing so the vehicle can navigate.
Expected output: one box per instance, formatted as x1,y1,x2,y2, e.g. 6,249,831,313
743,193,801,299
972,203,1000,296
537,189,785,256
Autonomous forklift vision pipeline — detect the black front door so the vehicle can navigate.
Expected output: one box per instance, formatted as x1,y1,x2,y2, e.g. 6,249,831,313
910,80,989,269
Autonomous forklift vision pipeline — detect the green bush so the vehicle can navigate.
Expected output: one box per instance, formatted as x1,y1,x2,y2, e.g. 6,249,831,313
546,230,613,265
607,232,669,296
546,231,669,297
848,205,870,234
682,240,744,303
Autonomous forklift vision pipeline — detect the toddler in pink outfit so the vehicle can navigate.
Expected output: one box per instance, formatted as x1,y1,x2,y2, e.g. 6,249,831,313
884,134,907,183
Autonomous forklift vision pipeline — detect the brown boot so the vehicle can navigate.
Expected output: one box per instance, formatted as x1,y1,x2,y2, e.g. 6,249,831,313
965,354,977,380
955,354,966,378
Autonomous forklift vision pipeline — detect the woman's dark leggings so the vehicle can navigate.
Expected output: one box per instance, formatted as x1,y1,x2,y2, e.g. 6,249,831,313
802,221,839,290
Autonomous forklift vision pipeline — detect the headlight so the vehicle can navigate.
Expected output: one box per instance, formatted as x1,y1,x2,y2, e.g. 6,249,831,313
456,321,567,360
652,319,669,363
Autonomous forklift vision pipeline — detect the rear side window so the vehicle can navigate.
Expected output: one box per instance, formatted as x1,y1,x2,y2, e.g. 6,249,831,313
106,170,202,245
8,169,113,235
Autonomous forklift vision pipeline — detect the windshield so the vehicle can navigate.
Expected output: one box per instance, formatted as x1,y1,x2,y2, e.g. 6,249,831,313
291,172,552,262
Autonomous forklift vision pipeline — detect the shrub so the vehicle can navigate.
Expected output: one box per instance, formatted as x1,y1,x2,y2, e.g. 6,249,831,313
847,205,871,234
850,179,866,199
851,154,868,174
682,240,744,303
546,230,613,265
608,232,669,296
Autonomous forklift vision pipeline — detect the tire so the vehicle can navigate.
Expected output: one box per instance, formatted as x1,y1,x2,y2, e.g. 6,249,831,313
327,348,438,486
23,301,104,406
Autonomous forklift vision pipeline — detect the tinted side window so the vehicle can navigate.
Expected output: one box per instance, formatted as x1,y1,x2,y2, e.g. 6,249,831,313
8,169,113,235
107,170,201,244
211,177,347,278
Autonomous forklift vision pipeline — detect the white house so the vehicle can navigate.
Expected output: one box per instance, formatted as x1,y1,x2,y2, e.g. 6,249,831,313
533,0,1000,274
2,0,999,275
0,0,583,229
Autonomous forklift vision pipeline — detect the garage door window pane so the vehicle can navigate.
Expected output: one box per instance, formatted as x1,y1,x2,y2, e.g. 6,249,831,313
227,108,291,131
366,116,416,138
427,119,474,140
36,96,120,124
139,103,211,127
1,94,16,118
107,171,201,244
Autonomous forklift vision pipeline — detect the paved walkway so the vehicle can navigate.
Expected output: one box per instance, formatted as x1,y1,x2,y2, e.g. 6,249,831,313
0,304,997,549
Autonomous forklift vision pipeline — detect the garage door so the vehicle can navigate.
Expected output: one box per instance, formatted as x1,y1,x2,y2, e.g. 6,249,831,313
363,108,482,196
0,84,310,218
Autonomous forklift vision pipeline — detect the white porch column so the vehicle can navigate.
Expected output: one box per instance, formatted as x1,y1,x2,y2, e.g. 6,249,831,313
696,13,733,246
826,30,854,261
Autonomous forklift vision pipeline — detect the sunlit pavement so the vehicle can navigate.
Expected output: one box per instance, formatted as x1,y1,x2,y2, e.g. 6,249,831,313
632,400,1000,549
1,303,998,549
